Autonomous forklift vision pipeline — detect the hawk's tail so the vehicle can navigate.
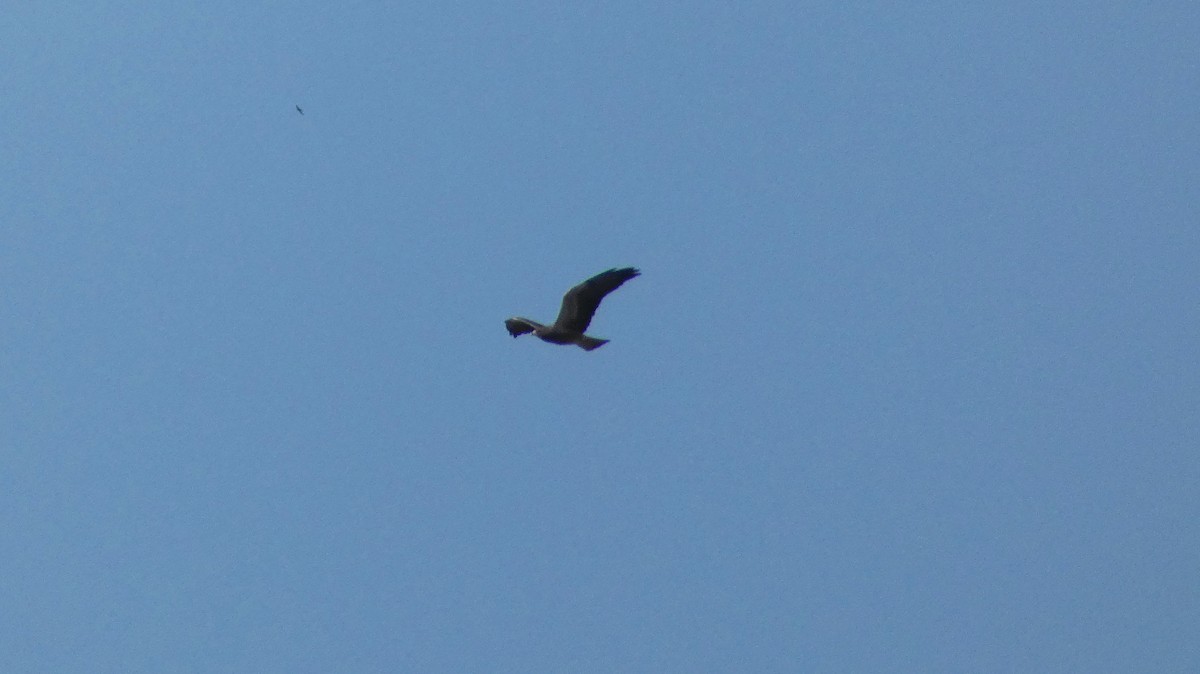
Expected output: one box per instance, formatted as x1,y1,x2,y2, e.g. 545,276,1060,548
576,336,609,351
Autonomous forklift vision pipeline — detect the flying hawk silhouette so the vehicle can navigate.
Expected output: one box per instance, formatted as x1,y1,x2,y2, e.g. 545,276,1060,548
295,105,304,115
505,268,640,350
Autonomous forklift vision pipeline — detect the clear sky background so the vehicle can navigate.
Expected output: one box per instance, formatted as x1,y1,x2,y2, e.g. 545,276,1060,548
3,2,1197,672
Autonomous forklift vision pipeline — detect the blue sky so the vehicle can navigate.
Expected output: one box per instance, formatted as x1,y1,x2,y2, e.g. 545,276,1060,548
3,2,1197,671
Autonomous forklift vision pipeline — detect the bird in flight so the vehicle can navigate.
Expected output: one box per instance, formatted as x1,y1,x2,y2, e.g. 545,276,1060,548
505,267,640,350
295,105,304,115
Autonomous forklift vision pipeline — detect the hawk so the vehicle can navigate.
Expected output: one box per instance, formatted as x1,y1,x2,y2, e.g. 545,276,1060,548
505,267,640,350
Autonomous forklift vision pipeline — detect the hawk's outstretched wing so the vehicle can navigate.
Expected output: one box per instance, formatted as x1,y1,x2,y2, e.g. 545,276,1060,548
504,317,539,337
553,267,640,333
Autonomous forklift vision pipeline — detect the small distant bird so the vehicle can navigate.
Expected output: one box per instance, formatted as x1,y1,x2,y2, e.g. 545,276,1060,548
295,105,304,115
505,267,640,350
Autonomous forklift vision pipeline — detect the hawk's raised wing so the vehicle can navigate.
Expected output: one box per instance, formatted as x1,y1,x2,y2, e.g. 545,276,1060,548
553,267,640,333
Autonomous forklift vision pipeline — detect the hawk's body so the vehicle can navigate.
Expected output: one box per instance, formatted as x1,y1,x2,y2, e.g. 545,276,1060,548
505,267,640,351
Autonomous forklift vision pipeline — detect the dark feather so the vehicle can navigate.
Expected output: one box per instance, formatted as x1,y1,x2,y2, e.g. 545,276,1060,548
504,317,539,337
553,267,640,333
